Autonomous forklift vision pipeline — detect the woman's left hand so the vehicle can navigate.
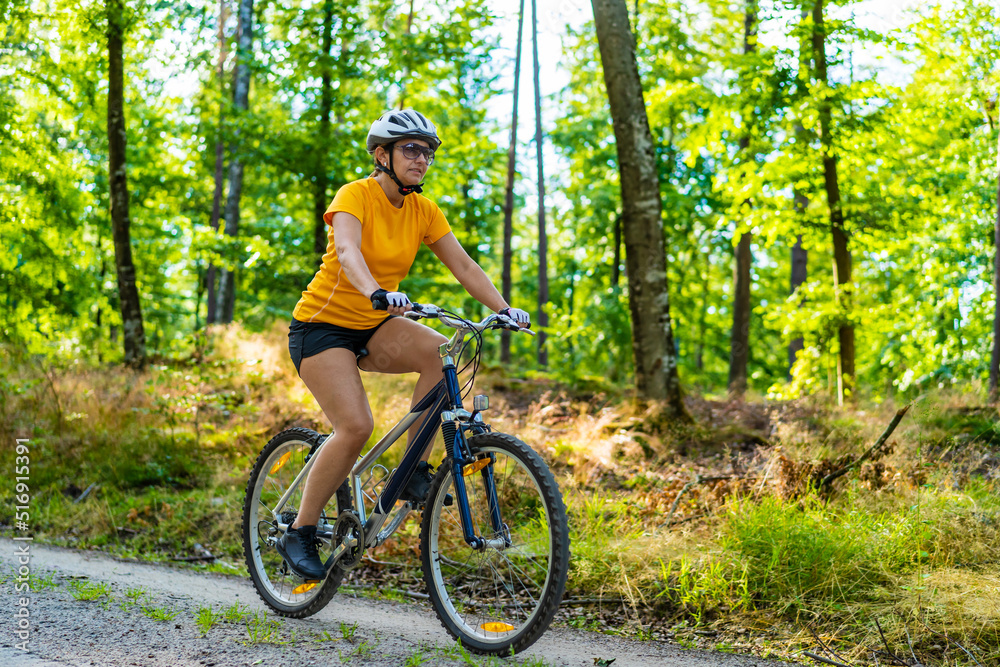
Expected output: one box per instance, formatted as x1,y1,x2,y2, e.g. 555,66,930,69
499,307,531,329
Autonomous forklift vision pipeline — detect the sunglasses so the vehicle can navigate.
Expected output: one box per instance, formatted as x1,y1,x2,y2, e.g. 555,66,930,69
397,143,435,165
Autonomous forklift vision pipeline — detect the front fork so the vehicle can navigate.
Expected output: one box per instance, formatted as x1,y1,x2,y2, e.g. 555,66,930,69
441,365,508,550
441,360,510,551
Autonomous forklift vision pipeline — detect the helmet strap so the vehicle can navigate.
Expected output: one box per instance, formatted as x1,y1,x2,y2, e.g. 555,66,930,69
374,143,423,196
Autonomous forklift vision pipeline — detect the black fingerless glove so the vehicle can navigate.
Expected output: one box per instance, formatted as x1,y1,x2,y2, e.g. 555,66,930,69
370,289,389,310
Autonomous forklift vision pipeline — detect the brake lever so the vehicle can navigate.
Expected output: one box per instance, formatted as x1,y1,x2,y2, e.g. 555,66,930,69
404,303,439,319
495,314,535,335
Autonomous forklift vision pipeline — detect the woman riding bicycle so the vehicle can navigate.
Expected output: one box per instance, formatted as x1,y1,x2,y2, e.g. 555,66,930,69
279,108,530,580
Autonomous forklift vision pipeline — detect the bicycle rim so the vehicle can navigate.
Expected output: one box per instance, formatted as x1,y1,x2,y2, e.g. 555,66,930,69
243,430,345,613
421,434,568,654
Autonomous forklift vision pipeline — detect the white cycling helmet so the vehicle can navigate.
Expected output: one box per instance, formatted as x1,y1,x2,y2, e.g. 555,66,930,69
366,109,442,153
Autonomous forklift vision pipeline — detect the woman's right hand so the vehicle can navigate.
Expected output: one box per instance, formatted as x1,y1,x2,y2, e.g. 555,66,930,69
371,289,413,314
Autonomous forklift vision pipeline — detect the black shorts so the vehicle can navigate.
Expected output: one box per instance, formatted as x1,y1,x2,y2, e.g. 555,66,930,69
287,316,394,375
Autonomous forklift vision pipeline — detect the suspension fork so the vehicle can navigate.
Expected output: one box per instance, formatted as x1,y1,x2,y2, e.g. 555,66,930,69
441,362,507,549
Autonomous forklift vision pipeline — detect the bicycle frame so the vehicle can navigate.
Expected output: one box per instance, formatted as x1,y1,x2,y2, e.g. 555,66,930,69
271,308,513,572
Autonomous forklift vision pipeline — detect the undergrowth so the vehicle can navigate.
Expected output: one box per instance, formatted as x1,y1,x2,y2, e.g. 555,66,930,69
1,328,998,665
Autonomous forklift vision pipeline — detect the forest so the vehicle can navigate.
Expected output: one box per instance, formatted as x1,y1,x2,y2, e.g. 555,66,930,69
2,0,1000,664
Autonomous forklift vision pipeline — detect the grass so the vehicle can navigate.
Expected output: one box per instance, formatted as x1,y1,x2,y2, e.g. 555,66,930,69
223,601,252,624
195,605,221,634
2,330,998,664
141,604,178,621
404,650,429,667
340,621,358,641
32,570,60,591
244,612,285,645
69,580,111,601
339,638,375,660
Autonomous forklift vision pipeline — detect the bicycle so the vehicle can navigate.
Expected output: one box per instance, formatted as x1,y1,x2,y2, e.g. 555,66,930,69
242,304,570,655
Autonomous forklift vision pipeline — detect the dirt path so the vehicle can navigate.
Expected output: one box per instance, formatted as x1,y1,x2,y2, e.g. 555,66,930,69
1,539,796,667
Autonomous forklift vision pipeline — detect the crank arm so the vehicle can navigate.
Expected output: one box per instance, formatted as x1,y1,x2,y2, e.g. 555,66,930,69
324,532,360,571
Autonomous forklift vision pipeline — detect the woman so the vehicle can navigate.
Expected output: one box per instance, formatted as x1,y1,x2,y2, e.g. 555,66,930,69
278,109,530,580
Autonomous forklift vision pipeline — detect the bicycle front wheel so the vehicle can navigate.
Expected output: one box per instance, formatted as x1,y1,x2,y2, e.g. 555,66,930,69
242,427,351,618
420,432,569,655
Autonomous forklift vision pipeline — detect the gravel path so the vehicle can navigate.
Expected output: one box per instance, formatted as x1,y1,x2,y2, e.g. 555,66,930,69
1,539,797,666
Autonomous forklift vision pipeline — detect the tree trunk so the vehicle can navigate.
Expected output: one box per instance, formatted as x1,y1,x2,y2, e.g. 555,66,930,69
612,212,622,289
789,4,810,376
313,0,334,266
789,232,808,373
531,0,548,367
591,0,686,417
728,0,757,397
194,262,204,332
206,0,228,326
217,0,254,324
696,244,708,371
97,255,106,364
991,126,1000,400
106,0,146,369
812,0,853,403
500,0,525,364
730,224,752,394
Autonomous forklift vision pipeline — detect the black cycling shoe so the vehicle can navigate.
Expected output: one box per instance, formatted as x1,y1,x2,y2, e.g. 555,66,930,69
401,461,452,506
275,525,326,581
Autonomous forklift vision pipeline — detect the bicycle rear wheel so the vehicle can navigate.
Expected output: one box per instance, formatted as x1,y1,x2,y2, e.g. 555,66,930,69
242,427,351,618
420,432,569,655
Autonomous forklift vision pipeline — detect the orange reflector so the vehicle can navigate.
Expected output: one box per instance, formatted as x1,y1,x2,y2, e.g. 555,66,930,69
292,583,317,594
481,622,514,633
269,452,292,474
463,458,490,476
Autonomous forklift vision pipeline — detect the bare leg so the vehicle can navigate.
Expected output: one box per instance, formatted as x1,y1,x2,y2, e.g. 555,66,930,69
292,347,372,529
360,317,447,458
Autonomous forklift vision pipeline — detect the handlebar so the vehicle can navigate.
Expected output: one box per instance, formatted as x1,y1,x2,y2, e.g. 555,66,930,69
403,303,536,336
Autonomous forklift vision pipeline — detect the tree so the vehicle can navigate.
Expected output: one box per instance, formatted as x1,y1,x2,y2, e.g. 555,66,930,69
106,0,146,368
500,0,525,364
812,0,853,404
789,3,810,377
531,0,548,366
993,122,1000,400
312,0,335,265
206,0,229,325
216,0,254,323
727,0,758,397
590,0,686,415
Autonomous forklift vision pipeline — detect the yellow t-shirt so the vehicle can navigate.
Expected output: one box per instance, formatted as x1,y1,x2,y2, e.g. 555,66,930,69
292,178,452,329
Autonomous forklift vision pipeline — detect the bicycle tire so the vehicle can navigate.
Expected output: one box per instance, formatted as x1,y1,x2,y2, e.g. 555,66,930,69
420,432,569,655
242,427,351,618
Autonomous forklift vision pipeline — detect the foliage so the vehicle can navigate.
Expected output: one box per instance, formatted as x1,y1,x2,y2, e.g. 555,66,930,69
552,0,999,398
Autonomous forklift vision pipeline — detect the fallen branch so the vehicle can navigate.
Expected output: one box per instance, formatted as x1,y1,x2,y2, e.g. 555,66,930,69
873,618,908,666
807,625,850,665
903,626,925,667
74,483,98,504
821,405,911,488
802,650,851,667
